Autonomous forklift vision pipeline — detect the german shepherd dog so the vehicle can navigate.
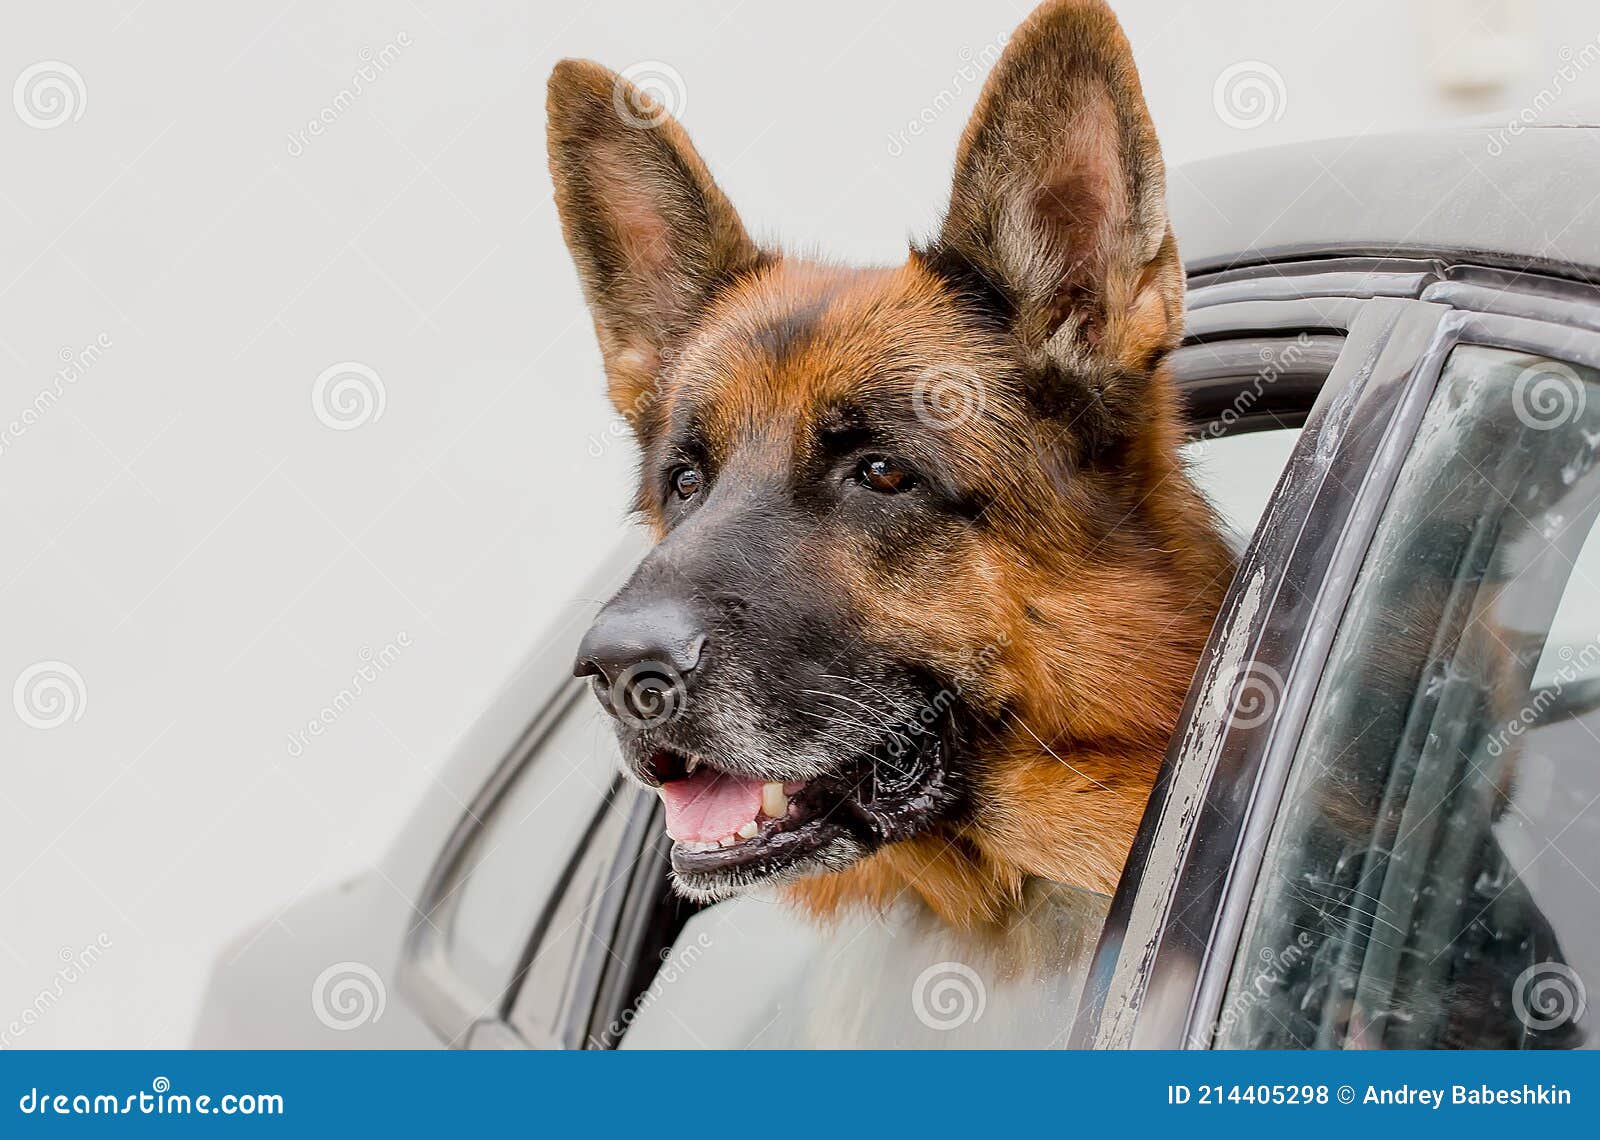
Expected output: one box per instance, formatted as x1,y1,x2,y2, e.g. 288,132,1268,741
549,0,1234,932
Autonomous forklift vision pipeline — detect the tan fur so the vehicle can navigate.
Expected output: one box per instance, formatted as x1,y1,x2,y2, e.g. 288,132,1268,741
548,0,1235,933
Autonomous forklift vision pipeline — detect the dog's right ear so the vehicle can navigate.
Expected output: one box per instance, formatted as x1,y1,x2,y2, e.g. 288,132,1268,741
547,60,759,431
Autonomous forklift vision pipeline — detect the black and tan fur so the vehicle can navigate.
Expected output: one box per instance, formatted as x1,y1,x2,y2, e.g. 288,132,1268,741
548,0,1235,931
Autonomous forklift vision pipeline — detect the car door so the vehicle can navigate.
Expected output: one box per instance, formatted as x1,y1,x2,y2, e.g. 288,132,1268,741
1074,266,1600,1049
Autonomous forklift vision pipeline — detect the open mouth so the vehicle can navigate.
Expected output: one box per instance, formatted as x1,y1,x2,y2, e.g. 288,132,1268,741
649,722,955,896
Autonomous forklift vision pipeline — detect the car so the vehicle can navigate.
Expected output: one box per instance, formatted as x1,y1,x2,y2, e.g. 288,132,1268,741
195,116,1600,1049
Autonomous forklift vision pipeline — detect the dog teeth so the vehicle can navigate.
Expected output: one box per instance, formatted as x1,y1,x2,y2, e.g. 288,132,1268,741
685,756,701,775
677,796,782,854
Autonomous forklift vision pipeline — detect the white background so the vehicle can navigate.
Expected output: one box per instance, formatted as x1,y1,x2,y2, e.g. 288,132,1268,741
4,0,1599,1047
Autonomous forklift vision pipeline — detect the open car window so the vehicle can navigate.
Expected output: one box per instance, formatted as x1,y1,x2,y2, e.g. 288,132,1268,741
606,376,1315,1048
1221,347,1600,1049
433,286,1350,1050
1182,429,1303,553
618,881,1109,1049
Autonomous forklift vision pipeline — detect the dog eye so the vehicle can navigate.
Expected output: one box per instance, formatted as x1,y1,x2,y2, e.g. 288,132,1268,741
856,456,917,494
670,466,703,500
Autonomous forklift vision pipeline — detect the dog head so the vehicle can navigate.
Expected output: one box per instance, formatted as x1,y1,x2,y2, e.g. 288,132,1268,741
547,0,1231,913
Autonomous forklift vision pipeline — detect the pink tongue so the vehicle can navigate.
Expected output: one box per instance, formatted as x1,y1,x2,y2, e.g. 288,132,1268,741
659,768,763,842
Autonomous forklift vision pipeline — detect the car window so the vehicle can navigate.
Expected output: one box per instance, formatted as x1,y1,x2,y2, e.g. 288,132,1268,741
445,696,619,998
618,881,1109,1049
1181,428,1303,551
606,403,1306,1049
1220,346,1600,1049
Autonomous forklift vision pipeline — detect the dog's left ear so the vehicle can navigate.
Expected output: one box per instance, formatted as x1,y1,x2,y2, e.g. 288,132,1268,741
922,0,1181,450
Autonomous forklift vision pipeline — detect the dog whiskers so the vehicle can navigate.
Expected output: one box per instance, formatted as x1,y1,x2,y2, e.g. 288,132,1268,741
797,687,898,729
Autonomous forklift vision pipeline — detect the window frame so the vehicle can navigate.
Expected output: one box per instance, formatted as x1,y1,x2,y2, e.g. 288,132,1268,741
1071,263,1600,1049
400,683,593,1045
411,258,1586,1053
542,264,1361,1050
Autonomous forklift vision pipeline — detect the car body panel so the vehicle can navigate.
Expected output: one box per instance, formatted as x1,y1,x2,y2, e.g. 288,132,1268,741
1172,127,1600,281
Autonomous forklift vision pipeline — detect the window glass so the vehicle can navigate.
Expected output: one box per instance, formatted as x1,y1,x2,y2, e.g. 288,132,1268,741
1221,347,1600,1049
508,784,636,1047
446,695,619,998
1182,428,1302,552
618,881,1109,1049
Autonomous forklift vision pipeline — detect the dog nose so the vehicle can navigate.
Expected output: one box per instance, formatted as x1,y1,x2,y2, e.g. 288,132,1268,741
574,601,708,721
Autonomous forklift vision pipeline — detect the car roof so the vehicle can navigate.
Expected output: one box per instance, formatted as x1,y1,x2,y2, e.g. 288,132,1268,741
1171,123,1600,281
